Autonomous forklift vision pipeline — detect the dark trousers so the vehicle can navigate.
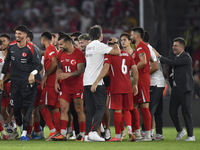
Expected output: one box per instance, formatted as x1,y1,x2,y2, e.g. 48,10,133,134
84,85,106,134
70,101,79,135
149,86,165,134
11,80,37,131
169,87,194,136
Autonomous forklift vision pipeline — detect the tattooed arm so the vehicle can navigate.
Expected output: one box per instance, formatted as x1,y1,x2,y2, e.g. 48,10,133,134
137,53,147,70
57,63,85,80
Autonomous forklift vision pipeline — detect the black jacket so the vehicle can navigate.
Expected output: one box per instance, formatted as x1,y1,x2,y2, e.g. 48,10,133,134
160,51,194,94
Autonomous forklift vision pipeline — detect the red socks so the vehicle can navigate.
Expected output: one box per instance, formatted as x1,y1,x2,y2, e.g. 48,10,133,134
140,107,151,131
60,120,68,130
122,110,131,127
27,125,33,135
0,122,4,132
131,108,140,130
53,111,61,132
34,122,40,133
114,112,122,134
79,122,86,133
40,108,55,130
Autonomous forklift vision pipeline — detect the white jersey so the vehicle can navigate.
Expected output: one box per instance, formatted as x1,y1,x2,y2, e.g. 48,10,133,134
0,51,5,73
148,44,166,87
83,40,112,86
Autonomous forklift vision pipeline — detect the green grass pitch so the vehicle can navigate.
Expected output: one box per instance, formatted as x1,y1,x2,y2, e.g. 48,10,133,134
0,127,200,150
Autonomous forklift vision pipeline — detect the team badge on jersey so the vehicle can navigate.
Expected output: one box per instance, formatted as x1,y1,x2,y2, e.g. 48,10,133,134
22,52,27,57
70,59,76,65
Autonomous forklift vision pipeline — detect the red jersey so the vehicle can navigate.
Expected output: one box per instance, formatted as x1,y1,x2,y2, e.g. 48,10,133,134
57,47,85,94
104,50,135,94
44,44,58,87
132,41,150,82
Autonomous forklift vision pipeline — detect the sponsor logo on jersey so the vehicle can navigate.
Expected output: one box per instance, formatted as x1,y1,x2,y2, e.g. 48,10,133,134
49,51,55,56
70,59,76,65
61,60,64,62
0,58,3,63
22,52,27,57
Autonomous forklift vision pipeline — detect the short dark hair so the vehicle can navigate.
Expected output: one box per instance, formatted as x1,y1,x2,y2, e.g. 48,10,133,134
58,31,66,37
27,30,34,41
70,31,82,38
88,25,102,41
131,26,145,39
14,25,28,33
120,32,131,40
0,39,2,45
78,34,90,41
41,31,52,41
51,33,56,38
173,37,186,47
143,31,150,43
0,34,11,41
58,34,73,43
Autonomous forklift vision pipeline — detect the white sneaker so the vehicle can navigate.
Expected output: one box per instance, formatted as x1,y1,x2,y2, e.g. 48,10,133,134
184,136,195,141
175,129,187,141
121,130,126,139
141,137,152,141
41,130,46,139
84,135,94,142
69,131,76,140
104,129,111,140
88,131,105,142
152,134,164,140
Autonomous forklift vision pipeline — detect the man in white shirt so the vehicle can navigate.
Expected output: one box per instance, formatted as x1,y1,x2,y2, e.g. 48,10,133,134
143,31,166,140
83,25,120,141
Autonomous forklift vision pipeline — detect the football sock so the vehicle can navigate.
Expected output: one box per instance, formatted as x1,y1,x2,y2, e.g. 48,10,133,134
60,120,68,137
34,122,40,133
114,112,122,135
40,108,55,130
100,123,104,132
53,111,61,132
140,107,151,131
122,110,131,127
79,122,85,133
21,130,27,137
131,108,140,130
27,125,33,135
0,122,4,132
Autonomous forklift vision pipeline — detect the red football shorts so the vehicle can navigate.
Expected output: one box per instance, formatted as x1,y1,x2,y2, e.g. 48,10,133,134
109,93,133,110
34,85,42,106
39,86,60,108
58,91,84,104
1,97,10,107
133,80,150,104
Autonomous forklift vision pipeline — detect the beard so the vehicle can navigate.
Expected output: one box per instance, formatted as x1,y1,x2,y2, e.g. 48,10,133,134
131,39,136,44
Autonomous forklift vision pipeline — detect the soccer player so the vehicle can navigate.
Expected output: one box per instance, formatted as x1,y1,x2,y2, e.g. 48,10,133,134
83,25,120,142
130,27,152,141
52,34,86,141
142,31,166,140
78,33,91,53
0,39,9,140
0,34,11,121
120,32,134,137
91,37,138,141
0,25,42,141
39,31,60,141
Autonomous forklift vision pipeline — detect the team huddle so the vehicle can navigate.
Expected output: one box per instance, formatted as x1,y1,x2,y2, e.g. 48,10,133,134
0,24,195,142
